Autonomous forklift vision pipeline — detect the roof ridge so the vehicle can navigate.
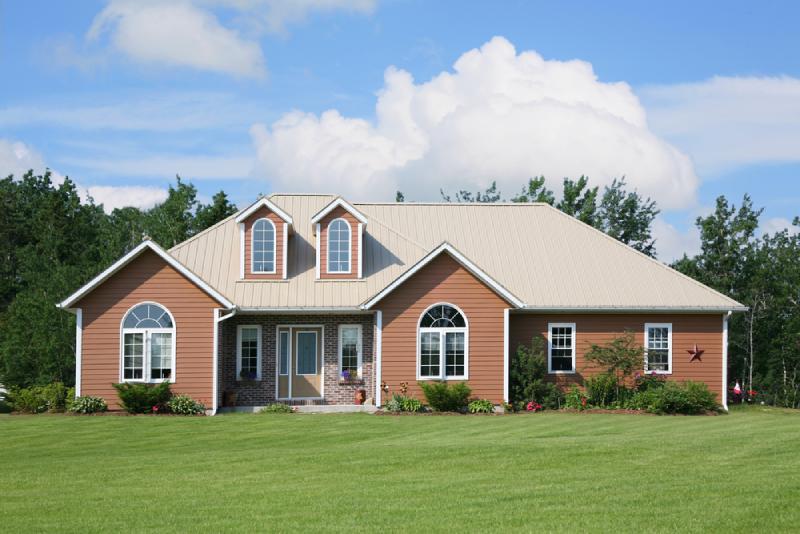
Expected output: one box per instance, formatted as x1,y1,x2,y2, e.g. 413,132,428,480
540,203,745,308
353,201,550,206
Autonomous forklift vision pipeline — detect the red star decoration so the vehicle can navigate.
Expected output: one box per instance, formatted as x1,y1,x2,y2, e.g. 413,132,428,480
687,344,704,362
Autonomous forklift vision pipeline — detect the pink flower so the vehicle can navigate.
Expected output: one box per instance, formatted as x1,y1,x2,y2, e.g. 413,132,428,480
152,405,159,413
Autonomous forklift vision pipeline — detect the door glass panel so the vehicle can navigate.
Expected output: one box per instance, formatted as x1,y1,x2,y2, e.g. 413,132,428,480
279,331,289,375
296,332,317,375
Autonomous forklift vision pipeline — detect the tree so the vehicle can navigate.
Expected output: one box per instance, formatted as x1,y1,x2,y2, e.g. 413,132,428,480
556,176,598,226
144,176,199,248
194,191,238,232
584,331,644,399
440,181,501,203
395,191,405,202
510,176,555,204
598,178,660,257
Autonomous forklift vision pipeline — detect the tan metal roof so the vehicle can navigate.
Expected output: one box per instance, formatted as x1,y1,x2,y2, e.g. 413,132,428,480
169,194,745,311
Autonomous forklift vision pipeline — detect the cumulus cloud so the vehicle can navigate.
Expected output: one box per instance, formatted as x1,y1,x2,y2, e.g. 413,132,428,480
642,76,800,174
0,139,49,178
761,217,800,237
87,0,266,78
250,37,698,207
85,185,168,212
651,217,701,263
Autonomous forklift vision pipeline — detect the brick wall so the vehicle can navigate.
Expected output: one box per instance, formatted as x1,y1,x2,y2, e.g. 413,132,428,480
219,313,375,406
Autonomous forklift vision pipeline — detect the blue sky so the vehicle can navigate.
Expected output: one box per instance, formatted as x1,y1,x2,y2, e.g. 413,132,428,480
1,0,799,261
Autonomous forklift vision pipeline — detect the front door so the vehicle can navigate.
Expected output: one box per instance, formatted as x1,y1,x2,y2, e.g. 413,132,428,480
277,326,323,399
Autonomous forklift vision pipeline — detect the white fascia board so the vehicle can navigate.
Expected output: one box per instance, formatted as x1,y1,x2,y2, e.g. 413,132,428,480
516,306,749,313
310,197,368,226
234,197,294,226
57,240,235,309
362,242,524,309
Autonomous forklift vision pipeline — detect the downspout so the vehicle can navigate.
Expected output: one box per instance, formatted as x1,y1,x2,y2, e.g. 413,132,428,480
56,305,82,397
213,307,238,415
375,310,383,407
722,310,732,411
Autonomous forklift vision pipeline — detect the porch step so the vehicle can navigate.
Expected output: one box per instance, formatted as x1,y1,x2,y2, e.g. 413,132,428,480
218,404,376,414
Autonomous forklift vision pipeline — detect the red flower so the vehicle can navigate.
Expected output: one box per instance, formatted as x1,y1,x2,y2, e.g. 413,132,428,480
152,405,160,413
581,397,587,407
747,390,757,397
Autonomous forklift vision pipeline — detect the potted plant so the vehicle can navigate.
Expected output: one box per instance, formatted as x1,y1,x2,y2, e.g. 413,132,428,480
223,389,237,407
354,388,367,405
339,370,362,385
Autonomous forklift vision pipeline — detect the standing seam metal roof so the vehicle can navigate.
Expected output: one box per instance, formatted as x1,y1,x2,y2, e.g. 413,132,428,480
168,194,745,311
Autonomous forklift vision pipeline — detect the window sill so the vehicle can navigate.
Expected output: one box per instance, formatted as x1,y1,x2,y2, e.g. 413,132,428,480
645,370,672,375
548,371,576,375
338,379,365,386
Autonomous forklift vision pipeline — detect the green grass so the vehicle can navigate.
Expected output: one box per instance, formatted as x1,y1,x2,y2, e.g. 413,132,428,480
1,408,799,532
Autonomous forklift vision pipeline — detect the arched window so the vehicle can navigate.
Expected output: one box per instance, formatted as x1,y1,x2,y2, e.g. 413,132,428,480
418,303,468,380
252,218,276,273
121,302,175,382
327,218,351,273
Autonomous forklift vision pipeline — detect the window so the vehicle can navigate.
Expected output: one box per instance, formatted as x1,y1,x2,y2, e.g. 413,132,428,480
418,304,468,380
120,303,174,382
296,331,318,375
236,325,262,381
251,218,275,273
338,325,362,379
327,218,351,273
278,331,290,376
548,323,576,374
645,323,672,374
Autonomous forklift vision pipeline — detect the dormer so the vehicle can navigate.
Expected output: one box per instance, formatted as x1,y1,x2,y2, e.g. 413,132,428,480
235,197,294,280
311,197,368,280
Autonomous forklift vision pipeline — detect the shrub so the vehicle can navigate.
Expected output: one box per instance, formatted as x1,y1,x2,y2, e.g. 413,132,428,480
627,381,720,414
564,385,588,410
112,381,172,414
8,382,72,413
0,399,11,414
584,331,644,398
167,394,206,415
399,396,423,413
634,372,667,392
383,394,423,413
510,337,565,410
69,396,108,414
585,373,620,407
468,399,494,414
419,381,472,412
259,403,294,414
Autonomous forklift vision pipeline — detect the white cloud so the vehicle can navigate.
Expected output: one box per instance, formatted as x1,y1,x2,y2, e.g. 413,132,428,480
761,217,800,237
652,217,701,263
87,0,266,78
0,137,167,213
250,37,698,208
85,185,168,212
219,0,376,35
0,139,49,178
641,76,800,174
61,153,253,180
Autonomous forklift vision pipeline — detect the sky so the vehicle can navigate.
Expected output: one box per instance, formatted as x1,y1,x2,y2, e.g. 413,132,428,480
1,0,799,262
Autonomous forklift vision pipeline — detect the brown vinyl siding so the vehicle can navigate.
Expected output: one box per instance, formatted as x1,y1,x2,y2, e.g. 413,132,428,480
243,206,285,279
509,313,725,400
76,249,219,410
378,253,511,404
319,206,359,279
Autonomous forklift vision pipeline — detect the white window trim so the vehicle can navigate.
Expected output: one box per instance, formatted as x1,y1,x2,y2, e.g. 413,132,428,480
119,301,176,384
326,218,352,274
251,218,277,274
644,322,673,375
338,324,363,378
547,322,577,375
236,324,263,381
416,303,469,381
295,330,319,376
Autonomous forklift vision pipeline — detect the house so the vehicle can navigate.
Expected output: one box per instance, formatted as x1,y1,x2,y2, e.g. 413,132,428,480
57,194,746,413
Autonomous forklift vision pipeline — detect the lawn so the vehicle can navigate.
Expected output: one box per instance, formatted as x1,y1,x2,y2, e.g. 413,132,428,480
1,408,799,533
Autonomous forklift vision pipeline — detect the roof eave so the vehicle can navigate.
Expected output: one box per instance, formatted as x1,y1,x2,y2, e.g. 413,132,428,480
310,197,368,226
234,197,294,226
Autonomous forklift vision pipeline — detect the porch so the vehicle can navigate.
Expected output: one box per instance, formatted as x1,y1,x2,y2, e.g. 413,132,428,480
217,313,376,408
